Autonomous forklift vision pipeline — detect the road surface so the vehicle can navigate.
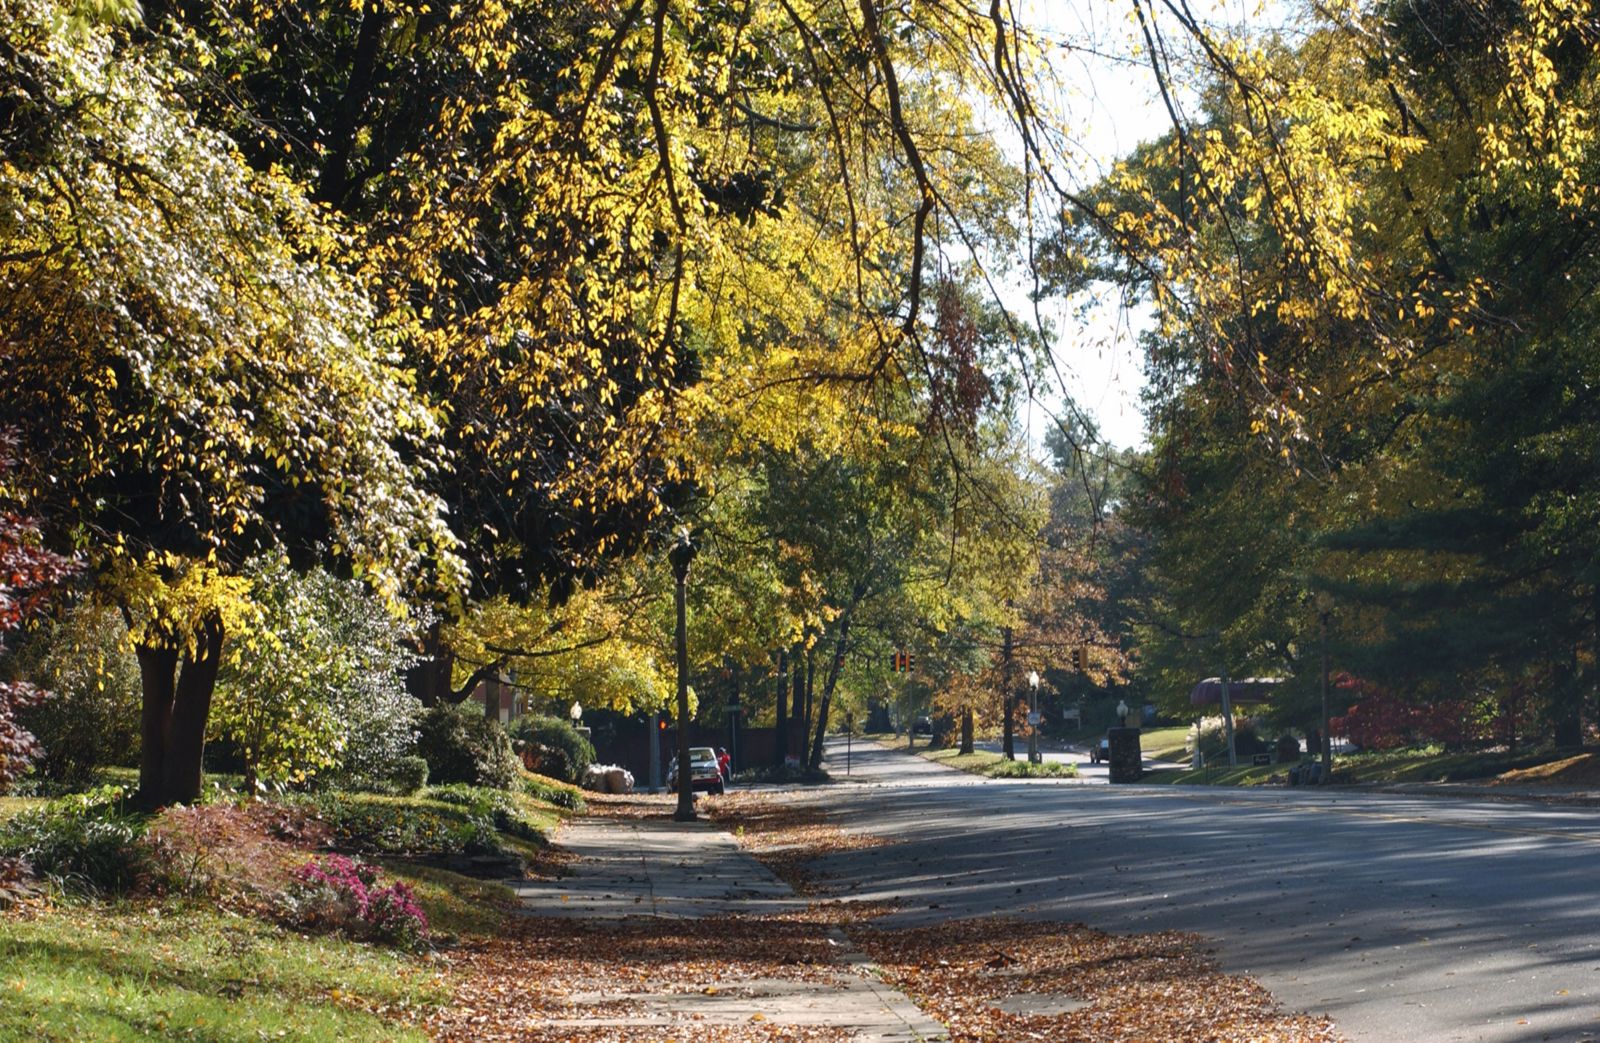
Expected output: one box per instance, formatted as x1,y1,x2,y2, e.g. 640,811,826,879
816,738,1600,1042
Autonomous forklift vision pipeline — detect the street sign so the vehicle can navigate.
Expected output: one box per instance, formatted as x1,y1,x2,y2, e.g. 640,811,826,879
1027,711,1041,726
725,704,742,713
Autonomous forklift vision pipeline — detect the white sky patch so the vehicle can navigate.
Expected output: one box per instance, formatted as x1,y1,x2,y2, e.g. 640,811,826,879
989,0,1297,453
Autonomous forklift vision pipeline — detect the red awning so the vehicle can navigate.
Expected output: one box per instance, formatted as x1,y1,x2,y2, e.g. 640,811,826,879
1189,677,1283,706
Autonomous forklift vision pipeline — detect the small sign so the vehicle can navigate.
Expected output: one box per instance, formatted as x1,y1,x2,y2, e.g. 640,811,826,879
1027,711,1041,726
725,704,742,713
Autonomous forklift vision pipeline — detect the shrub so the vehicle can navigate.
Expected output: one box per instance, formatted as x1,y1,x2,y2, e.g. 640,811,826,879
1275,733,1303,762
423,783,548,842
987,759,1078,779
508,715,594,784
390,755,430,795
311,791,503,857
281,854,428,950
519,772,585,812
13,605,141,788
1186,715,1268,761
144,802,322,903
0,785,149,894
212,558,420,793
416,702,520,790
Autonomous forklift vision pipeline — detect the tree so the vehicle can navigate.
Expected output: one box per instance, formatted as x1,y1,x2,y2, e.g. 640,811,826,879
1067,0,1600,745
0,1,456,807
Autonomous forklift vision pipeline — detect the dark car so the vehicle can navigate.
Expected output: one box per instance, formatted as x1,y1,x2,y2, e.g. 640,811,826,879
1090,735,1110,764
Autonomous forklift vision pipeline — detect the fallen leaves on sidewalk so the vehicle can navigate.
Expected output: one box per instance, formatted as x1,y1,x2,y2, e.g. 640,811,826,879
584,792,681,821
429,910,864,1041
856,916,1343,1043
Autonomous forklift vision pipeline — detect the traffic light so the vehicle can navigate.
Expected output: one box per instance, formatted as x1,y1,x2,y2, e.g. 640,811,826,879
1072,647,1088,671
889,649,915,673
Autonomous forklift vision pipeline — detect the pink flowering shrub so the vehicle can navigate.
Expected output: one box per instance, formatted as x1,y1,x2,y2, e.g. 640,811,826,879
282,854,428,950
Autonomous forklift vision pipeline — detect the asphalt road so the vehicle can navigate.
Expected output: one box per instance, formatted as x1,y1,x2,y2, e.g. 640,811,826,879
815,739,1600,1042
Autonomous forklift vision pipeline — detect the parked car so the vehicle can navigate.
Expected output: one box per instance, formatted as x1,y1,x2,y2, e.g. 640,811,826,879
667,746,725,795
1090,735,1110,764
912,716,933,735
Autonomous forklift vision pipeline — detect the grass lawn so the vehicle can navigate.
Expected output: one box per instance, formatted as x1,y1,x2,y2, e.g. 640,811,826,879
914,745,1078,779
0,902,450,1042
1139,763,1282,786
1136,726,1192,763
1138,743,1590,788
1333,744,1563,784
0,796,46,823
0,773,578,1040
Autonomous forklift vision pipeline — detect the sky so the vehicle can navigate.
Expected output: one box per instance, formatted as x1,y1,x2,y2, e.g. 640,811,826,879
1004,0,1295,452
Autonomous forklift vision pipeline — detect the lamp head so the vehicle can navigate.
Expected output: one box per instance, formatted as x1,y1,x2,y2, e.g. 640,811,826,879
668,529,698,581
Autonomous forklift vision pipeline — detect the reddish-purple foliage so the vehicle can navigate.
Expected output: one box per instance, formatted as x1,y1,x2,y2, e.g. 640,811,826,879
0,429,79,788
1331,673,1540,751
287,854,428,948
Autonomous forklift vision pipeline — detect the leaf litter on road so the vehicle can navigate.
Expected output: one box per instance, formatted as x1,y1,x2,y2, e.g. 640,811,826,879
707,791,1345,1043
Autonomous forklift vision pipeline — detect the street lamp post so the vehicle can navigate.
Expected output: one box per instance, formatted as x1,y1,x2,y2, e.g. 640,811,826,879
669,532,698,822
1027,670,1041,764
1316,591,1334,784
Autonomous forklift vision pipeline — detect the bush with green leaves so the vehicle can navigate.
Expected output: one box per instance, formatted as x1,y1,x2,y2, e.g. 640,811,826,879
519,772,585,812
389,755,430,795
310,791,502,857
1186,715,1269,762
415,702,520,790
0,785,150,894
210,557,419,794
12,604,141,788
508,714,594,784
422,783,548,842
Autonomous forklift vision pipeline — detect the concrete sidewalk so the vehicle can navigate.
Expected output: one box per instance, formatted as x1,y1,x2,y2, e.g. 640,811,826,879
511,815,948,1041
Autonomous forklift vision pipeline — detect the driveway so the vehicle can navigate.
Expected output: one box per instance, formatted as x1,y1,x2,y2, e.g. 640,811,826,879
817,739,1600,1042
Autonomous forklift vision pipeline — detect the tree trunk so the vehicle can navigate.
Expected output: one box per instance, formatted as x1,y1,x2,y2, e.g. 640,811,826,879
960,707,974,755
1552,655,1583,749
773,650,789,767
405,621,457,706
1001,624,1015,759
134,614,224,810
135,643,178,811
801,647,814,750
808,613,852,771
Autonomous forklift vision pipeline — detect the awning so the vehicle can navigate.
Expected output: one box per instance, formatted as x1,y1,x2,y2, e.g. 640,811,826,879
1189,677,1283,706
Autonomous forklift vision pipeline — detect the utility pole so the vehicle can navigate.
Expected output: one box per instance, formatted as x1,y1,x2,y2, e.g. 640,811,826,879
774,649,789,768
1317,591,1334,783
1219,668,1237,767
